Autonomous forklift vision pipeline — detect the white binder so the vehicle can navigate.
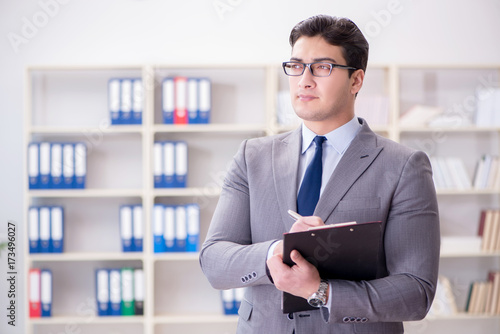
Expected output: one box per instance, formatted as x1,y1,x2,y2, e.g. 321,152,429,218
175,141,188,187
39,142,51,189
28,143,39,189
50,143,63,188
132,205,143,252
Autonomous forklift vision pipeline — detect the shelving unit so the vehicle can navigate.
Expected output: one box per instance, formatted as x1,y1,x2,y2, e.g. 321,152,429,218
24,63,500,334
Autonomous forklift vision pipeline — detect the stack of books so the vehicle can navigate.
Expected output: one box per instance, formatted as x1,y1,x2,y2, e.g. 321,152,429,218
162,77,211,124
466,271,500,315
472,154,500,190
478,209,500,252
96,268,144,316
28,142,87,189
108,78,143,125
429,157,471,190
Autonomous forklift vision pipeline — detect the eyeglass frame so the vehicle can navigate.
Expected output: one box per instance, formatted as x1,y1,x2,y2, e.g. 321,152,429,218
282,61,359,77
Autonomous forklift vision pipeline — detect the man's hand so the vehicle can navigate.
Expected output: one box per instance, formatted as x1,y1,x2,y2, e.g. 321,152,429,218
289,215,325,233
272,215,326,257
267,249,322,300
266,215,327,299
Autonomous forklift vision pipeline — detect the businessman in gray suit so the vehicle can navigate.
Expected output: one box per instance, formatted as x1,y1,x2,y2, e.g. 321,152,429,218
200,15,440,334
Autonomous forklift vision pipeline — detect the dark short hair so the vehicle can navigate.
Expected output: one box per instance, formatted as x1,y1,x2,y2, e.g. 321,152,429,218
289,15,369,77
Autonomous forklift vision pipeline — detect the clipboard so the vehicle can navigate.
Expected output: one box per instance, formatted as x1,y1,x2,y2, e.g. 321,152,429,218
282,221,382,313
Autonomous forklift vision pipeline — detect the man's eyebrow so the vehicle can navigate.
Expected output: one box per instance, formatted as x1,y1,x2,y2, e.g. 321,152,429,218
288,57,338,63
313,57,337,63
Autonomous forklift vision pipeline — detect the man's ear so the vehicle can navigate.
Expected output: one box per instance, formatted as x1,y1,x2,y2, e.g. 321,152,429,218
350,69,364,96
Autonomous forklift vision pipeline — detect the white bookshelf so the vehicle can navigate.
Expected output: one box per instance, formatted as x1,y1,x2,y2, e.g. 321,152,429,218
23,64,500,334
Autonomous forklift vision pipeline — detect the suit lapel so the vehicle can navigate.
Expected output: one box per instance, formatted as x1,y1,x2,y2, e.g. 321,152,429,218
314,121,383,223
272,128,302,231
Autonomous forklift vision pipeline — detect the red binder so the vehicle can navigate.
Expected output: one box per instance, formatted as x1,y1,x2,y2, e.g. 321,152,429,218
174,76,188,124
29,268,41,318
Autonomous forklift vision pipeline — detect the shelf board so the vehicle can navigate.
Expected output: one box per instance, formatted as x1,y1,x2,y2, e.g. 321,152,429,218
153,123,267,134
399,126,500,133
29,315,144,325
440,250,500,258
28,188,144,198
154,313,238,324
153,252,199,262
29,125,143,135
425,313,500,321
436,189,499,195
28,252,145,262
153,187,221,197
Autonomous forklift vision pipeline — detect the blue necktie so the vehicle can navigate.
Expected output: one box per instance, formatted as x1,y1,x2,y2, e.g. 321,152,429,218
297,136,326,216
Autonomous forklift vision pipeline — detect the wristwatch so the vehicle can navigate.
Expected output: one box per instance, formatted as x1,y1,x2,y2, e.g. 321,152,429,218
307,279,328,308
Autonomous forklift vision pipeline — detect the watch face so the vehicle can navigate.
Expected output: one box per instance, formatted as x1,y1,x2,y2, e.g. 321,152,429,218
308,297,322,308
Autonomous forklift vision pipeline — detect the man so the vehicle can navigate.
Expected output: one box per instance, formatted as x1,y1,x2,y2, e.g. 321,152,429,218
199,15,440,334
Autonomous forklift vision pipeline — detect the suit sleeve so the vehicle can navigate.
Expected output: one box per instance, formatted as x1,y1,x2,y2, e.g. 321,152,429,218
199,139,275,290
323,150,440,323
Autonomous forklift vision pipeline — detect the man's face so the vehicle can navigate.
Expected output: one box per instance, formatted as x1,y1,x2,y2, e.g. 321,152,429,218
288,35,360,126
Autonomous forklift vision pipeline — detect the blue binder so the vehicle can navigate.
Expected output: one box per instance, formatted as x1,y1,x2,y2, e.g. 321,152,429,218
50,143,63,189
28,207,40,253
50,206,64,253
174,141,188,188
28,142,40,189
222,289,237,315
132,78,143,125
164,205,176,252
39,142,51,189
120,205,133,252
39,207,51,253
62,143,74,189
198,78,211,124
186,204,200,252
153,142,164,188
187,78,199,124
40,269,52,317
153,204,166,253
120,79,133,124
109,269,121,316
132,205,143,252
74,143,86,189
163,141,175,188
174,205,187,252
108,78,121,125
162,78,175,124
96,269,110,316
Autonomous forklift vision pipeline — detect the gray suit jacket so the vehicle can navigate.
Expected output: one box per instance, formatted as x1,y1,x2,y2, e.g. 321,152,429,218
200,118,440,334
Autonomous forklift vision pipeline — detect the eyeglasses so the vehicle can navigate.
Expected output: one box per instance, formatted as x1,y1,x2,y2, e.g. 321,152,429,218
282,61,358,77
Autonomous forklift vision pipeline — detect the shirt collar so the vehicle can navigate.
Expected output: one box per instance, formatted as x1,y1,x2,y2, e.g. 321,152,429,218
301,117,362,155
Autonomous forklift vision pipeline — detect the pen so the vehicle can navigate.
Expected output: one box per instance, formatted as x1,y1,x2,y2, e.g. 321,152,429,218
287,210,302,221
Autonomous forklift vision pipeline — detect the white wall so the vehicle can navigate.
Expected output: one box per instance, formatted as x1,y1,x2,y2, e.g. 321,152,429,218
0,0,499,332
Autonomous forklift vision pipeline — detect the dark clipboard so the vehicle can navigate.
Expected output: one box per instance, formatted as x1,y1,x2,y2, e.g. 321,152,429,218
281,221,382,313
